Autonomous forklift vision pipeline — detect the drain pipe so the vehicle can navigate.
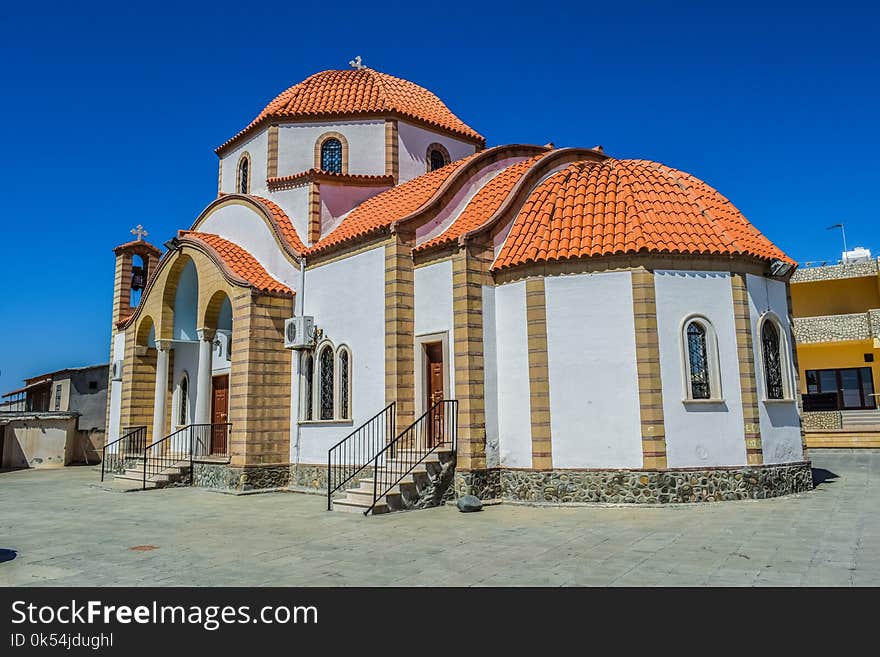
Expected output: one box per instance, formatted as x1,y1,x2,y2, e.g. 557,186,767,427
293,256,306,476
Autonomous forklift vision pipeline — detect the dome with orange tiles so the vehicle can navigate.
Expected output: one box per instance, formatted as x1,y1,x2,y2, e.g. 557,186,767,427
494,158,792,270
217,68,484,154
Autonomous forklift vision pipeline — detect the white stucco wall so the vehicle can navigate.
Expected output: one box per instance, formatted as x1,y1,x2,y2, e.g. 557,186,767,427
197,202,301,291
107,331,126,444
295,246,386,464
494,280,532,468
545,272,643,468
220,131,269,196
655,270,747,467
266,186,311,243
320,184,390,237
482,285,500,468
414,259,456,410
277,120,386,176
170,342,198,437
746,274,803,463
397,121,477,184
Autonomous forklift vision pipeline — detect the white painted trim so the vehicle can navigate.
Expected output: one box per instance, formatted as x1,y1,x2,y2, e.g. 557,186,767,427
413,331,450,417
679,314,723,402
756,311,796,402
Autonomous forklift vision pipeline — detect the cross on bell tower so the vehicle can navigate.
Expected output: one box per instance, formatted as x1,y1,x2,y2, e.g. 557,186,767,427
131,224,149,241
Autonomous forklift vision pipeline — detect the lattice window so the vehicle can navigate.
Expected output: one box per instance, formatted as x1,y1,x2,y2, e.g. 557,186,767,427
319,346,335,420
178,375,188,426
302,353,314,421
321,139,343,174
429,149,447,171
762,320,784,399
338,348,350,420
686,321,711,399
238,155,250,194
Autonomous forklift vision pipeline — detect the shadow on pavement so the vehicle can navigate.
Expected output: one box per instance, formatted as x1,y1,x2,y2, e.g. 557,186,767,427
812,468,839,488
0,549,17,563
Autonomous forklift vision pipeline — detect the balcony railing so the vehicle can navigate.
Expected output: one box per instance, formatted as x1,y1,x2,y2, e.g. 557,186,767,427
791,257,879,283
792,310,879,344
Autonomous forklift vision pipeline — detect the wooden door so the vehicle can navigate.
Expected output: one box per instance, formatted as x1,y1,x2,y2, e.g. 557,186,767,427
425,343,444,447
211,374,229,455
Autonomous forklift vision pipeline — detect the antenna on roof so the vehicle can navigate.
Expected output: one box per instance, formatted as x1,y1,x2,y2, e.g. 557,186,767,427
349,55,365,70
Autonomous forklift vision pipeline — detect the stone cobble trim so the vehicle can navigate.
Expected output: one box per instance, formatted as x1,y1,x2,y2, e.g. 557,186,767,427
455,462,813,504
791,258,878,283
801,411,843,430
793,312,873,344
193,463,290,492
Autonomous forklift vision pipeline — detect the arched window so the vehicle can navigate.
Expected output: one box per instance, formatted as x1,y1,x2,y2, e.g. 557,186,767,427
176,373,189,426
320,138,343,174
301,353,314,421
681,316,721,401
761,318,786,400
426,143,450,172
237,153,250,194
337,346,351,420
318,344,335,420
686,322,711,400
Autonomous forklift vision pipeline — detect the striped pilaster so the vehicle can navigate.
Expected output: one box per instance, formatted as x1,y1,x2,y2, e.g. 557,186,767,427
120,330,157,439
385,119,399,184
385,238,415,432
266,125,279,179
525,278,553,470
452,243,491,471
631,269,668,468
229,292,293,467
217,158,223,196
731,273,763,464
308,183,321,244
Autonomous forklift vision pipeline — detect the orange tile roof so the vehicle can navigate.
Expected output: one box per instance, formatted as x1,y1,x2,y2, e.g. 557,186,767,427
267,169,395,190
179,232,292,296
415,154,546,252
249,195,307,254
494,158,791,270
217,69,484,154
306,153,480,256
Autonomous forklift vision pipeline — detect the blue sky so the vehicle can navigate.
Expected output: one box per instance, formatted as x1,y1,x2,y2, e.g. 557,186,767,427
0,0,877,391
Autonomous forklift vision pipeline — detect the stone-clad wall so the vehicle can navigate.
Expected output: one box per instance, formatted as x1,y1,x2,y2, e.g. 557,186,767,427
801,411,843,430
792,312,872,344
455,461,813,504
791,258,878,283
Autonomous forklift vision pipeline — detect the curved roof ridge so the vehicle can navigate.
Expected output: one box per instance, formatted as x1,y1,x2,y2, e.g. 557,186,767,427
179,231,293,296
414,153,548,252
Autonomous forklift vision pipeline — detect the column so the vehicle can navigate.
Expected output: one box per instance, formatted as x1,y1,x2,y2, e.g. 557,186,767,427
151,340,171,442
195,328,215,425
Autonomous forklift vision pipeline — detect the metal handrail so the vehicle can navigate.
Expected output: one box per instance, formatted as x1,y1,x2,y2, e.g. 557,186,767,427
140,423,231,490
327,402,395,510
366,399,458,516
100,426,146,481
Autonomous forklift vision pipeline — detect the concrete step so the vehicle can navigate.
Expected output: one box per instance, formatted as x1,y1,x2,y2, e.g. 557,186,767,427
331,499,389,514
344,486,401,503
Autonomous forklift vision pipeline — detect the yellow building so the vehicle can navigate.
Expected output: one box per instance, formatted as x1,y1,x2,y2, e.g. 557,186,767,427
790,256,880,446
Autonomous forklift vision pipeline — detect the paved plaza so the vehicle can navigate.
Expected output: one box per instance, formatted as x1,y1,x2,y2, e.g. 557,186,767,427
1,450,878,586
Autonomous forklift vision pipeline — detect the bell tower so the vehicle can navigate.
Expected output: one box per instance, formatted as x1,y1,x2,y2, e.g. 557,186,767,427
111,225,162,327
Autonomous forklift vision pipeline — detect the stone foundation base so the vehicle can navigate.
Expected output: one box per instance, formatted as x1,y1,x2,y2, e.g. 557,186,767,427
455,461,813,504
193,463,290,493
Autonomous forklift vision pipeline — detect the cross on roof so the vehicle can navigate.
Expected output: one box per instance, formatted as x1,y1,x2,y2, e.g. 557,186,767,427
131,224,148,241
348,55,365,70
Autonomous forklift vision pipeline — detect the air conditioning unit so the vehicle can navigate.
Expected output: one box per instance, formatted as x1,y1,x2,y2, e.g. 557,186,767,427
284,316,315,350
111,359,124,381
212,330,232,363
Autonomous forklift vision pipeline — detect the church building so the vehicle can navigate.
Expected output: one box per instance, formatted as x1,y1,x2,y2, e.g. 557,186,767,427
104,65,812,512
